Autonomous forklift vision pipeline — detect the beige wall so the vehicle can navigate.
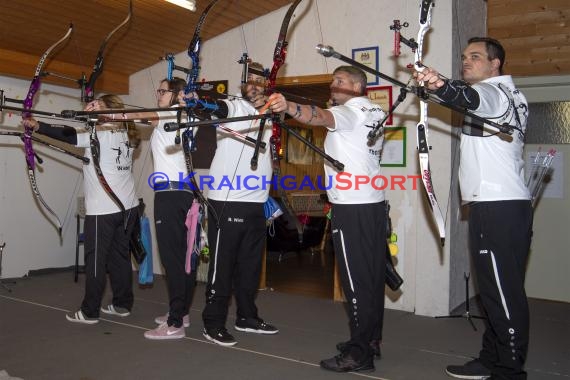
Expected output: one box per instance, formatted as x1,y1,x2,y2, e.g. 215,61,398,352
0,76,84,275
516,75,570,303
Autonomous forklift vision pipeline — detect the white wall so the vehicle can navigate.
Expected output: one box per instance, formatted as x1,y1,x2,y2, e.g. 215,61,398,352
0,76,84,277
524,145,570,303
129,0,455,316
515,75,570,303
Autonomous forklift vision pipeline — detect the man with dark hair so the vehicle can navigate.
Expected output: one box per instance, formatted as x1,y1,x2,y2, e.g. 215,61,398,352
267,65,387,373
467,37,506,74
416,38,532,380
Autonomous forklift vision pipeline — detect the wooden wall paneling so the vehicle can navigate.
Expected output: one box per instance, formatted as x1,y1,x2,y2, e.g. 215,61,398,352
487,0,570,77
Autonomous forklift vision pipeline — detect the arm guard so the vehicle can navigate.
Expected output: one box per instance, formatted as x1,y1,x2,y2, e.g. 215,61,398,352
37,121,78,145
434,79,480,110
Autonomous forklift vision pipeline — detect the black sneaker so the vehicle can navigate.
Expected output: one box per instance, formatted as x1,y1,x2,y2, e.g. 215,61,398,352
235,318,279,335
445,358,491,379
320,352,374,373
336,340,381,359
100,304,130,317
203,327,237,347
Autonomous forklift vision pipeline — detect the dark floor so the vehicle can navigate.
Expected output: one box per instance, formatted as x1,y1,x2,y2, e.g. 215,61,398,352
0,256,568,380
266,247,335,299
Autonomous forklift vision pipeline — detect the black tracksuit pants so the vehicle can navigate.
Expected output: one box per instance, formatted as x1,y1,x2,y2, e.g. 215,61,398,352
469,200,533,380
154,190,197,328
202,200,266,330
81,207,138,318
331,202,387,362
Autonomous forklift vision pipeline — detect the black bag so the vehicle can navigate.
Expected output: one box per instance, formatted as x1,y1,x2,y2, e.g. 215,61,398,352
385,243,403,291
129,199,147,265
385,202,403,291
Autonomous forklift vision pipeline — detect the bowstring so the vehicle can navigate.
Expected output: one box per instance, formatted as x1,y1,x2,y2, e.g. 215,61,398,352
56,31,88,237
314,0,328,75
214,12,262,227
134,68,160,196
445,0,464,225
240,24,248,58
411,1,452,232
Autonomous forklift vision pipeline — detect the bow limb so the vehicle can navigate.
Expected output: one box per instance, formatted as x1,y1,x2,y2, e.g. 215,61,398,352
83,0,133,103
267,0,303,92
87,121,126,219
179,0,221,227
414,0,445,246
22,23,73,236
266,0,304,155
186,0,220,94
88,121,126,227
86,2,133,228
181,126,209,208
266,0,304,243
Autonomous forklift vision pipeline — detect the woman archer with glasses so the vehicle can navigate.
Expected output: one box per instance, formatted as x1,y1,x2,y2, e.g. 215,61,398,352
156,88,175,96
122,77,203,339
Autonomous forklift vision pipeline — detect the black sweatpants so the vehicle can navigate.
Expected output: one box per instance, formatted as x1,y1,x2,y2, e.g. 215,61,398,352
331,202,387,362
469,200,533,380
154,190,197,328
202,200,266,330
81,207,138,318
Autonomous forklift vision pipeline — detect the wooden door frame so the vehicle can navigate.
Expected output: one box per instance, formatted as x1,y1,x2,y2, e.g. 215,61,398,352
261,73,344,301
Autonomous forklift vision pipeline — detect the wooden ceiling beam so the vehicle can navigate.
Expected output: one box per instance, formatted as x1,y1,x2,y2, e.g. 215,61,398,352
506,60,570,76
0,48,129,96
276,74,332,86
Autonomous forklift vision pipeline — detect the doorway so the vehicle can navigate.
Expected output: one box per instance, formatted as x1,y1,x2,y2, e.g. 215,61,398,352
264,74,337,299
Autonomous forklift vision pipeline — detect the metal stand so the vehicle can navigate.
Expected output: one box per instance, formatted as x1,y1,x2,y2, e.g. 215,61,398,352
0,242,16,292
436,272,485,331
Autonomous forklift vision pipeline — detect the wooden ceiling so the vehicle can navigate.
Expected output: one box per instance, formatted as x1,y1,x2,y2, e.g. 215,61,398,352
0,0,292,94
487,0,570,77
1,0,569,98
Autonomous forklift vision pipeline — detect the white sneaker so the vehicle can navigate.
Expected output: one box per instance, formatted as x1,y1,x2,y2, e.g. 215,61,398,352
154,313,190,328
144,322,185,340
66,310,99,324
100,304,131,317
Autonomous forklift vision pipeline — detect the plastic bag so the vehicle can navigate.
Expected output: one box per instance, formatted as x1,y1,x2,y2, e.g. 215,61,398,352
185,200,202,274
264,196,283,237
264,196,283,221
138,215,154,286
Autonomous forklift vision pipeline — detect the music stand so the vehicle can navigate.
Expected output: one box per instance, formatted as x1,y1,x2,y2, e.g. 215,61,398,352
0,242,16,292
436,272,485,331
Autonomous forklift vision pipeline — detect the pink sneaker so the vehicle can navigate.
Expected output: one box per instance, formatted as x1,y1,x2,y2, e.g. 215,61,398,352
144,323,185,340
154,313,190,328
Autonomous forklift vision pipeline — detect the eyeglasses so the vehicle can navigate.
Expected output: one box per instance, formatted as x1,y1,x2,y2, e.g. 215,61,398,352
156,89,175,96
247,76,266,86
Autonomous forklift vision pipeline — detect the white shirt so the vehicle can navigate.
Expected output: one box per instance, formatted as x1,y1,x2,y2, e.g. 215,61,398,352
76,124,137,215
325,96,386,204
150,109,189,183
207,95,273,203
459,75,530,202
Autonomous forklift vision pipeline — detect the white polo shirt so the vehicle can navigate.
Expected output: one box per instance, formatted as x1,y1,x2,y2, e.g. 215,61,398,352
459,75,530,202
325,96,386,204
